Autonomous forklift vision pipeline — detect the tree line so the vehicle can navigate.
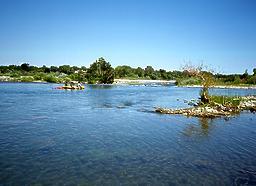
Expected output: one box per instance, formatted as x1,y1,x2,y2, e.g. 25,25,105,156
0,57,255,85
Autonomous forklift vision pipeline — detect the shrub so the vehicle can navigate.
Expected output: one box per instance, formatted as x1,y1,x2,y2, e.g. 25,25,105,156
20,76,34,82
176,77,201,85
246,76,256,84
33,73,46,81
43,74,58,83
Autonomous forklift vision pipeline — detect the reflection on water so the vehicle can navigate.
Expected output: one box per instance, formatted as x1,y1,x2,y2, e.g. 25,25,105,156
88,84,115,89
182,118,213,137
0,83,256,185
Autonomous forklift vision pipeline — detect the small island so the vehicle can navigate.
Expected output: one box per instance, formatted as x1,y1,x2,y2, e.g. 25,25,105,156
156,95,256,118
155,64,256,118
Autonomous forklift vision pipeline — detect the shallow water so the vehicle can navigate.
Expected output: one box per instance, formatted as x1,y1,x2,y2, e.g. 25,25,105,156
0,83,256,185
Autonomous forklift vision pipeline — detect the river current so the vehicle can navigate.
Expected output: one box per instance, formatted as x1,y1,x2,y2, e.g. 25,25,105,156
0,83,256,185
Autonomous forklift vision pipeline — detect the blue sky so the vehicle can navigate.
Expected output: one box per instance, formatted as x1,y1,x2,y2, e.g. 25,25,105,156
0,0,255,74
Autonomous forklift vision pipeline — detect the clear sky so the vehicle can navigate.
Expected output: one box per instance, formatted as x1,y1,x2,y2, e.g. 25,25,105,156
0,0,255,74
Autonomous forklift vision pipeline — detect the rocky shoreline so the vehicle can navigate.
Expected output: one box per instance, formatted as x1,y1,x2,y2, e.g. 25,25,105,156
155,96,256,118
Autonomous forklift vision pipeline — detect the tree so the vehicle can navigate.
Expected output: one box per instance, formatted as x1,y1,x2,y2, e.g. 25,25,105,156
135,67,144,78
42,65,50,73
241,69,249,79
182,64,214,104
159,69,168,80
144,66,154,77
21,63,30,71
86,57,114,84
59,65,71,74
50,66,58,72
115,65,134,78
253,68,256,76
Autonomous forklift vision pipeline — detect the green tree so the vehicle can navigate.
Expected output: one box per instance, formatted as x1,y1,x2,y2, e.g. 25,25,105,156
21,63,30,71
135,67,144,78
144,66,154,78
159,69,168,79
42,65,50,73
241,69,248,79
115,65,135,78
50,66,58,72
253,68,256,76
59,65,71,74
87,57,114,84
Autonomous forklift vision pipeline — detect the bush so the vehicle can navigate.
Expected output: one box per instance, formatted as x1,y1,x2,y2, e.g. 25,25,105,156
246,76,256,84
176,77,201,86
20,76,34,82
33,73,46,81
209,95,242,107
43,74,58,83
10,72,22,78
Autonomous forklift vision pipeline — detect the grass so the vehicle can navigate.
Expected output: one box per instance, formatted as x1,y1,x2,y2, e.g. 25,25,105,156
209,95,242,107
176,77,201,86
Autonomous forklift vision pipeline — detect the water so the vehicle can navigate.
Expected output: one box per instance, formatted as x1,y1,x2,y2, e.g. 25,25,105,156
0,83,256,185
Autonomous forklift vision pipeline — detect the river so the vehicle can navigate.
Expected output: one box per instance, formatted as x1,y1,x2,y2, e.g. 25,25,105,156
0,83,256,185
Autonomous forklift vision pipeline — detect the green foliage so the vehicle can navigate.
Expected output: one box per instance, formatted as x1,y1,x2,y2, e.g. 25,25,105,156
233,76,241,84
135,67,144,78
20,76,34,82
247,75,256,84
21,63,30,71
209,95,242,107
144,66,154,78
59,65,72,74
86,57,114,84
241,69,249,79
176,77,201,85
10,71,22,78
115,65,135,78
33,73,46,80
0,61,255,85
43,74,59,83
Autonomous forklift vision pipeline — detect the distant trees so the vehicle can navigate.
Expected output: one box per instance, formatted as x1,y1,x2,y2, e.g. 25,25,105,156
21,63,30,71
0,60,255,85
144,66,154,78
253,68,256,76
135,67,144,78
241,69,249,79
50,66,58,72
115,65,134,78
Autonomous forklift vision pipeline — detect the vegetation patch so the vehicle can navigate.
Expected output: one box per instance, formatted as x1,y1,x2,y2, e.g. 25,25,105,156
156,95,256,118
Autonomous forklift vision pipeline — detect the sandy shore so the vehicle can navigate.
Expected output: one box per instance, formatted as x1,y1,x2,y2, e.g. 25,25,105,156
114,79,176,84
114,79,256,89
180,85,256,89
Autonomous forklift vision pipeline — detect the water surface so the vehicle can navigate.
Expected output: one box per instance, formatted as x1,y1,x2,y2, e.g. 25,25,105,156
0,83,256,185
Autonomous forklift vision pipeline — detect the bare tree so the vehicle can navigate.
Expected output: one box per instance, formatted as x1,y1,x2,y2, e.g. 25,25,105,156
182,63,214,104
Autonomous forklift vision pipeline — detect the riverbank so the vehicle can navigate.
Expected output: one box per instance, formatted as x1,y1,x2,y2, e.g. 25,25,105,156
156,96,256,118
1,75,256,89
180,84,256,89
113,79,176,85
